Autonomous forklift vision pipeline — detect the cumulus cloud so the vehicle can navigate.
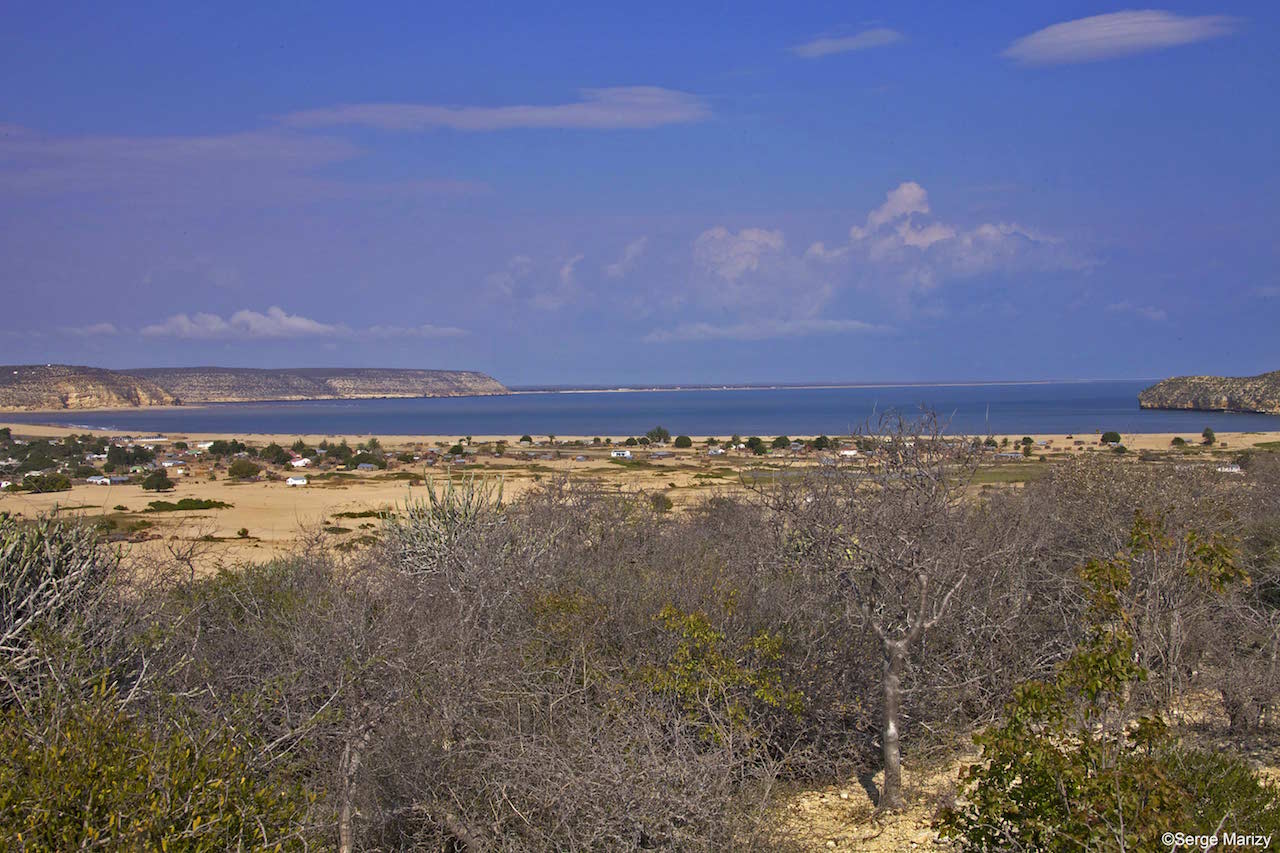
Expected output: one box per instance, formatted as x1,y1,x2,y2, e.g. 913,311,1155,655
810,181,1083,292
140,307,468,340
605,237,648,278
792,28,903,58
279,87,709,131
693,226,785,281
141,307,337,339
1004,11,1239,65
643,317,885,343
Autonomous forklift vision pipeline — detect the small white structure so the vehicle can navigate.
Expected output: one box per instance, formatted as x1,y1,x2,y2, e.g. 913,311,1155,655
610,449,632,459
1216,464,1244,475
86,475,111,485
1,480,13,490
286,476,308,487
708,447,726,456
289,457,312,468
838,449,860,458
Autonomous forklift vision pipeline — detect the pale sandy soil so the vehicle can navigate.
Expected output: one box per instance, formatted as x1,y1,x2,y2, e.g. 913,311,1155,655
3,421,1277,572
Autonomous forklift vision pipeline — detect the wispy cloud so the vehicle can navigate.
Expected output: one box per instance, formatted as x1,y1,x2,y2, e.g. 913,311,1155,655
1107,301,1168,322
58,322,119,336
140,307,468,340
1004,11,1239,66
605,237,648,279
644,317,885,343
792,28,903,58
279,87,709,132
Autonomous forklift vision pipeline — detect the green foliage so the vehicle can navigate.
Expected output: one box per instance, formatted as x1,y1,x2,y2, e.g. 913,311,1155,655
1112,444,1128,454
227,459,261,480
624,437,638,446
650,493,674,513
644,605,803,741
674,435,693,448
771,436,790,449
22,473,71,493
519,434,533,444
260,442,291,465
645,426,671,444
746,436,767,455
939,513,1254,852
0,680,315,851
812,435,831,450
206,439,247,457
448,443,465,456
144,498,232,513
983,436,998,448
1202,427,1216,445
141,470,174,491
1172,436,1187,446
1101,430,1122,444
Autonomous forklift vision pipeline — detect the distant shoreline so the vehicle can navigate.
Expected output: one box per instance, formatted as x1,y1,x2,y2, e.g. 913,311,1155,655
510,378,1155,395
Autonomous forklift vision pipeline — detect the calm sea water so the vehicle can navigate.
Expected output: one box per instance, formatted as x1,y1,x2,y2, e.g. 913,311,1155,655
5,381,1280,438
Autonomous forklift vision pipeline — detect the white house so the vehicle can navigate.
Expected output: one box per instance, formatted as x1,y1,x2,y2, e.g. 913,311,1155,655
838,449,860,458
86,475,111,485
286,476,308,487
1216,464,1244,475
289,457,312,468
708,447,726,456
610,449,632,459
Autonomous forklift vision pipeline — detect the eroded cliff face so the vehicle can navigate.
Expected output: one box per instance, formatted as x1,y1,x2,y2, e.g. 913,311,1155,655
1138,370,1280,414
128,367,509,403
0,365,175,411
0,365,509,411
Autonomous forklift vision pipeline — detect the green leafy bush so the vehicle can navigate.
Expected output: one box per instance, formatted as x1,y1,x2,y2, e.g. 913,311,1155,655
144,498,232,513
939,514,1264,851
141,470,173,491
0,680,315,851
227,459,261,480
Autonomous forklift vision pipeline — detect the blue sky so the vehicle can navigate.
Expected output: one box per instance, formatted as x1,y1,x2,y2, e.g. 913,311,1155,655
1,3,1277,385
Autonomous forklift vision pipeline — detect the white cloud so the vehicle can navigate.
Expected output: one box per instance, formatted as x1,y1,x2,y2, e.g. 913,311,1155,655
364,323,468,339
279,87,709,131
1107,301,1168,322
856,181,931,236
643,317,885,343
560,253,584,287
1004,11,1239,65
59,322,119,336
484,255,535,298
693,226,785,281
792,28,903,58
140,307,468,340
605,237,648,278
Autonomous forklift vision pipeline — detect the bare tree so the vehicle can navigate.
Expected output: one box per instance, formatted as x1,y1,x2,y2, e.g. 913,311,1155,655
763,412,983,809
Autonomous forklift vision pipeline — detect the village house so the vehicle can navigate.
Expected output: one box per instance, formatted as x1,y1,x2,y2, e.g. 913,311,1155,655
610,449,632,459
286,476,308,486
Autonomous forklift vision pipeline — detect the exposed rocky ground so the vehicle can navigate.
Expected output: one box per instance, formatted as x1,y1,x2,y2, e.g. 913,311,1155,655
0,365,509,410
0,364,174,411
1139,369,1280,414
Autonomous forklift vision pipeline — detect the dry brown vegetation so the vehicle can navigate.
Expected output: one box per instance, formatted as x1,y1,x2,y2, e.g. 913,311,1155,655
4,419,1280,849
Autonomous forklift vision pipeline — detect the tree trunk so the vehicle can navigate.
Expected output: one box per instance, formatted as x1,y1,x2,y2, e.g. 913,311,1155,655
880,639,907,810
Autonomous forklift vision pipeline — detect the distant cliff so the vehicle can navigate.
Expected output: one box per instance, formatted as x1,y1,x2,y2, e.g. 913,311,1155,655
0,365,175,411
130,367,508,403
0,365,508,411
1139,370,1280,415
